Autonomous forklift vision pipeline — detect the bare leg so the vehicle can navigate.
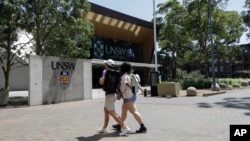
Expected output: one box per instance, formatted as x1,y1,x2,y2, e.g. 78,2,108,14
102,107,109,128
121,103,128,121
108,110,127,129
124,102,147,133
124,102,143,124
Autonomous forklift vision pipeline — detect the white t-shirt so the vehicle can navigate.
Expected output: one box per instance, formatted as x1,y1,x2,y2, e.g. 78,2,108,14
120,73,133,99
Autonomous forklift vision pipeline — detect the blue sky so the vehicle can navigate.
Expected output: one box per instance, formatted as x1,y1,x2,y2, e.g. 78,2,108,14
89,0,248,44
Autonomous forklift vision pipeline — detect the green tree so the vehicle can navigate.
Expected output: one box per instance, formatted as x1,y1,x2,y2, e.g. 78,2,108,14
156,0,243,79
22,0,94,58
242,0,250,39
0,0,29,92
184,0,243,77
157,0,192,80
212,9,244,61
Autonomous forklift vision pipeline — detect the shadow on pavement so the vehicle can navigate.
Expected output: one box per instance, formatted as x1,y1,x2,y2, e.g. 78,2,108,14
76,132,122,141
215,97,250,110
197,97,250,116
197,102,213,108
0,96,28,109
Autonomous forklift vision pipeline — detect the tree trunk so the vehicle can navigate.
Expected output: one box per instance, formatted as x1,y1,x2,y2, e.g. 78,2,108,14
4,34,12,91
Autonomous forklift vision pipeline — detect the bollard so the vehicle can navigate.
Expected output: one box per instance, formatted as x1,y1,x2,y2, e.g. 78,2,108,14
144,89,147,97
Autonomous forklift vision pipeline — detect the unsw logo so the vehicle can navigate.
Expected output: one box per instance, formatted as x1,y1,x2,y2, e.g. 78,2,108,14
60,71,69,87
230,125,250,141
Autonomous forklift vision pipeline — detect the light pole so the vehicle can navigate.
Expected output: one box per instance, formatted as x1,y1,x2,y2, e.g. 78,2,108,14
209,0,216,90
153,0,158,72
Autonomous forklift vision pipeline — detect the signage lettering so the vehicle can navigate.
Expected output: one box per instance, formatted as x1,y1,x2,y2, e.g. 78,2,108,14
51,61,76,70
106,46,127,56
92,36,142,62
234,129,247,136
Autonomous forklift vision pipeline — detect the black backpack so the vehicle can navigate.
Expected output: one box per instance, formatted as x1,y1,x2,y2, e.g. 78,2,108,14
103,69,121,93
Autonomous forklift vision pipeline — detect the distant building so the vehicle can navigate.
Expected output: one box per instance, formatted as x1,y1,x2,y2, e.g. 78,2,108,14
215,44,250,78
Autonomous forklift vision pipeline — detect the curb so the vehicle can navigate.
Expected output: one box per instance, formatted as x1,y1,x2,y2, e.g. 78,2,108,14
203,91,227,97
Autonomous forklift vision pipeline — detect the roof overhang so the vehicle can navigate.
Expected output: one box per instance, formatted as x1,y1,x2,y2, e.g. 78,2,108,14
86,3,154,43
92,59,161,69
88,3,153,29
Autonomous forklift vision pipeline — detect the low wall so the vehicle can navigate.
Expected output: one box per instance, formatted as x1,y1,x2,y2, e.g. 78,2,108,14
157,82,180,97
29,55,92,106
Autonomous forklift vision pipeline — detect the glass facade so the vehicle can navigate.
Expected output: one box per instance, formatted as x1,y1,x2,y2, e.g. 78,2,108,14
91,36,144,88
91,36,143,62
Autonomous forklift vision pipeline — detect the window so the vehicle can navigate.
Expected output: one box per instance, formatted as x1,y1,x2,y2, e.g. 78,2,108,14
220,66,223,72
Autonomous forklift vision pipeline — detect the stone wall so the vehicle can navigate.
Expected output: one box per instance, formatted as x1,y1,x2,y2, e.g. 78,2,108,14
29,55,92,106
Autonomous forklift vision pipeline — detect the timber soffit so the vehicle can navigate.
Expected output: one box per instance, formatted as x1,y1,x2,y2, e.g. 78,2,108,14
88,2,154,29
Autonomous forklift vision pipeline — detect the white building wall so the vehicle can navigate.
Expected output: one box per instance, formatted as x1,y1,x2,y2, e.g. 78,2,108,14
0,63,28,91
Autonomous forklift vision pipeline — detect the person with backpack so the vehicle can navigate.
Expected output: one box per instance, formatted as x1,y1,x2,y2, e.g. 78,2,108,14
97,59,130,136
113,62,147,133
131,69,144,95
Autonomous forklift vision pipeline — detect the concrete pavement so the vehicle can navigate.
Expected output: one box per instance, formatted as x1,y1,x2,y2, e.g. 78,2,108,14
0,88,250,141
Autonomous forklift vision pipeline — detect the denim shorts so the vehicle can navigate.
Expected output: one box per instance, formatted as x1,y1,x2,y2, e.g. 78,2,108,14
123,93,136,103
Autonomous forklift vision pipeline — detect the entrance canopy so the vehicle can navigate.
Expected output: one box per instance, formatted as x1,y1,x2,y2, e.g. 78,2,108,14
92,59,161,69
86,3,153,43
87,3,156,70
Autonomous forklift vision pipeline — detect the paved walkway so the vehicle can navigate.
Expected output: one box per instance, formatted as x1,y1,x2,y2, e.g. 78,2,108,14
0,88,250,141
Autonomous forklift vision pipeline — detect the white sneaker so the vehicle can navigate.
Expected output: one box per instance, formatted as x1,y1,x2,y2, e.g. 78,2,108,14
119,127,129,136
126,126,131,133
97,128,107,133
126,126,130,130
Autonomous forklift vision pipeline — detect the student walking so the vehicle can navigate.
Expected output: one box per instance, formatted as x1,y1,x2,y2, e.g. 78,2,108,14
97,59,130,136
131,69,144,94
114,62,147,133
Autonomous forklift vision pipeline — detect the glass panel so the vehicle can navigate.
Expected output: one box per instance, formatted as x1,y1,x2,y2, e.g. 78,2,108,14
91,36,143,62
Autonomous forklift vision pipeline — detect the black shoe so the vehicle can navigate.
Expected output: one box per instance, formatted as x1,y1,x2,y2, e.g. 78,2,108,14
112,124,121,131
136,127,147,133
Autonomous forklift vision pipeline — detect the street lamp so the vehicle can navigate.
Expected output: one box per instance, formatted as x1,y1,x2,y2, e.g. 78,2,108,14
208,0,216,90
153,0,158,72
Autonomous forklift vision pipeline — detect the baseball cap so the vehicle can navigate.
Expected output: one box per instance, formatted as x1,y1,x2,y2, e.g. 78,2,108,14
104,59,114,67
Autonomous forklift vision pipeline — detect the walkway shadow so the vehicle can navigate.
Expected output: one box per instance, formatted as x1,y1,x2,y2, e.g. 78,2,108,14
215,97,250,110
196,97,250,116
197,102,213,108
0,96,28,109
76,131,123,141
9,96,28,105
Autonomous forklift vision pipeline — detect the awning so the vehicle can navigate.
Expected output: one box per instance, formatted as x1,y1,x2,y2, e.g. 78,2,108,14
91,59,162,69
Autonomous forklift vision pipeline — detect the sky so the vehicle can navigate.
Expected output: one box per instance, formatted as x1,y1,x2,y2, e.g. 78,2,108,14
88,0,248,44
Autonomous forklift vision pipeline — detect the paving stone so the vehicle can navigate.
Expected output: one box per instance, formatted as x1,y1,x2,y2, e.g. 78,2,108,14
0,88,250,141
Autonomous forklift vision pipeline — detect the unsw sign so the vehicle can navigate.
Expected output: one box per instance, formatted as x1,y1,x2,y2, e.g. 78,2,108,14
51,61,76,88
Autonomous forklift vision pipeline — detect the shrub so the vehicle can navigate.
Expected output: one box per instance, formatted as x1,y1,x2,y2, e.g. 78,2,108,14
203,79,212,88
181,78,195,90
218,78,237,85
196,78,204,89
182,70,204,79
180,70,213,90
180,78,212,90
227,79,233,85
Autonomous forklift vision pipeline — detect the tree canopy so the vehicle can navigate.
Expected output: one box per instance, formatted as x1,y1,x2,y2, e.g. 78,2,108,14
242,0,250,39
0,0,94,91
157,0,244,79
0,0,28,90
21,0,93,58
